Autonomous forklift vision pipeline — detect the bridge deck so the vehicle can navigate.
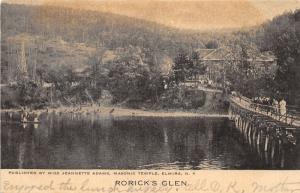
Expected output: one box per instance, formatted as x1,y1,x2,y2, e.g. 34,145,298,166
230,96,300,128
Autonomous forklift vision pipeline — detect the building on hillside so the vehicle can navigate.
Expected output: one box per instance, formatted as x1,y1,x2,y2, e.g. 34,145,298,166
198,48,230,87
180,49,215,88
184,48,277,89
182,48,228,88
251,51,277,79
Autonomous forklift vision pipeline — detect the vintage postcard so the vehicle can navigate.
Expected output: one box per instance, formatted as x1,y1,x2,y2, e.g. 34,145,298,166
1,0,300,192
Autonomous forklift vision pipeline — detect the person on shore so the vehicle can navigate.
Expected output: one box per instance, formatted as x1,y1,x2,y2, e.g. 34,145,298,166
9,112,13,119
33,112,39,123
22,111,28,123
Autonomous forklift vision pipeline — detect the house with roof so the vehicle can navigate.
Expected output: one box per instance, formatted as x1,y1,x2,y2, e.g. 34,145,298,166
197,48,230,84
185,48,277,88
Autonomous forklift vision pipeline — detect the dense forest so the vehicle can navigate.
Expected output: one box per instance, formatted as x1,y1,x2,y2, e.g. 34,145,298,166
1,3,212,56
1,3,299,109
225,9,300,106
255,10,300,106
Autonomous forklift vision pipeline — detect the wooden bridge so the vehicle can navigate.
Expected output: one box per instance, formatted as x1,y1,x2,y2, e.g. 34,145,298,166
229,95,300,168
230,95,300,127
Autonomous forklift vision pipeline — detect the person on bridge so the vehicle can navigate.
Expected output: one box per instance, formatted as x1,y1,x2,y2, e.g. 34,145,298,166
273,99,279,118
279,99,287,120
163,80,168,90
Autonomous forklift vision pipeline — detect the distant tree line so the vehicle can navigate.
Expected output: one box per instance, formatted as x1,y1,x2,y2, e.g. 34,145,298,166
1,3,206,59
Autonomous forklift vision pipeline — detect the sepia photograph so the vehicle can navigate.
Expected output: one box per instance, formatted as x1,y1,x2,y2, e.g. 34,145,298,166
1,0,300,172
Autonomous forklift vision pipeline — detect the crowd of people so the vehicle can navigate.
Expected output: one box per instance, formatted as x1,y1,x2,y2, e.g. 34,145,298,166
252,97,287,119
20,107,40,123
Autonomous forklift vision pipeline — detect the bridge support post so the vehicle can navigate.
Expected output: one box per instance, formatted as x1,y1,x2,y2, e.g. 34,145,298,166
229,100,297,169
257,130,261,155
248,124,253,146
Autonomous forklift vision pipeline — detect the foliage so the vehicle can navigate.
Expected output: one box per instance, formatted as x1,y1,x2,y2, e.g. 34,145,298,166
107,47,164,106
171,50,206,84
172,50,190,84
191,51,206,75
159,85,206,109
1,3,206,59
255,9,300,105
223,31,276,98
205,40,219,49
2,3,299,108
16,80,48,108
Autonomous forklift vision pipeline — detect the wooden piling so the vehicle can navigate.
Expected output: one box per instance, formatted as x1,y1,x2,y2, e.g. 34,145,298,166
248,124,253,145
257,130,261,155
229,100,298,169
271,139,278,167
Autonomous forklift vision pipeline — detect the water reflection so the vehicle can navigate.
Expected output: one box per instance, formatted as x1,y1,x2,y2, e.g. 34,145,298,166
1,112,300,169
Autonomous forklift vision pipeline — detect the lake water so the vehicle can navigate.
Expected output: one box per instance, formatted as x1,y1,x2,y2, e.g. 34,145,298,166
1,111,300,169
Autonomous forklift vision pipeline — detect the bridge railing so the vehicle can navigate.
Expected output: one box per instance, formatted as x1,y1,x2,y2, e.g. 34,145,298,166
231,95,300,127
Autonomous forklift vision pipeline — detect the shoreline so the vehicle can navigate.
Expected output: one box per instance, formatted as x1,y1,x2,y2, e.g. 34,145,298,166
0,106,229,118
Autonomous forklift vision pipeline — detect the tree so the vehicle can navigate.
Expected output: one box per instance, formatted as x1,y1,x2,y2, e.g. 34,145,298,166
107,47,163,105
172,50,191,84
17,80,48,107
205,40,219,49
224,32,276,98
191,51,206,76
255,9,300,105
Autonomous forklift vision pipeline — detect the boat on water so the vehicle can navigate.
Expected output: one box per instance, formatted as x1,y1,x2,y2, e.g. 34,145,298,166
20,121,41,124
2,120,40,124
21,115,40,124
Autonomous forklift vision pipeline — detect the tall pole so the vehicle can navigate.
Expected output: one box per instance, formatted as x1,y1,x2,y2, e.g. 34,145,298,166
50,86,53,106
17,42,28,81
223,61,226,93
33,48,37,83
8,46,13,82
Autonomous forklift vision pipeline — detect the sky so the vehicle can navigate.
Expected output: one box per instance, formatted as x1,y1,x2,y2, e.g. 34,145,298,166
3,0,300,30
